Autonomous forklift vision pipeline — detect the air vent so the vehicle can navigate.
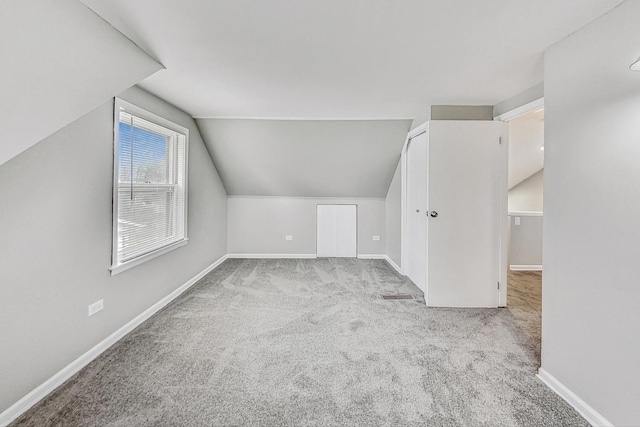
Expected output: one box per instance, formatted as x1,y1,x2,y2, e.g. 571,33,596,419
380,294,414,300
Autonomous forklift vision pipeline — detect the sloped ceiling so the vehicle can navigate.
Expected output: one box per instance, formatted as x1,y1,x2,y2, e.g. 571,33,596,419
80,0,621,118
196,119,411,197
76,0,620,198
0,0,163,166
509,109,544,189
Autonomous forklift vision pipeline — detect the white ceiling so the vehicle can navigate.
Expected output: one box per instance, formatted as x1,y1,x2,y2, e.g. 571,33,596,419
196,119,411,197
80,0,622,119
0,0,162,166
509,109,544,189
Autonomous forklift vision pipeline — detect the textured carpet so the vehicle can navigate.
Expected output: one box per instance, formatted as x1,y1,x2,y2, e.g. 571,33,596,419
13,259,585,426
507,270,542,365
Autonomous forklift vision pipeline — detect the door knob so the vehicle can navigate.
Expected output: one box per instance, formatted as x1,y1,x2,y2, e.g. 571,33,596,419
416,209,420,213
429,211,438,218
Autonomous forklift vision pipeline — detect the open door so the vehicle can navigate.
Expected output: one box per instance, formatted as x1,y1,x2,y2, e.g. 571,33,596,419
426,121,507,307
404,130,428,293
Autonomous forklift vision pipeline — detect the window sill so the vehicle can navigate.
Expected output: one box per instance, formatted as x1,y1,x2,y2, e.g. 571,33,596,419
110,238,189,276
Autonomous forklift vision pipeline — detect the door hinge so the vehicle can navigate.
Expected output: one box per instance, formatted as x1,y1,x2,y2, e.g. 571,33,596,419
499,137,502,145
497,281,500,290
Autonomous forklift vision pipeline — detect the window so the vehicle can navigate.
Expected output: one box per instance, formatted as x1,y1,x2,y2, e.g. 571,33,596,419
110,98,189,275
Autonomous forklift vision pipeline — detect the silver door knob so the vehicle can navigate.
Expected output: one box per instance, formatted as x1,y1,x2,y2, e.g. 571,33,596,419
429,211,438,218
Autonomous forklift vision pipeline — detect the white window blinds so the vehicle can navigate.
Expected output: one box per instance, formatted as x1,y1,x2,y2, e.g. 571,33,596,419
111,99,188,274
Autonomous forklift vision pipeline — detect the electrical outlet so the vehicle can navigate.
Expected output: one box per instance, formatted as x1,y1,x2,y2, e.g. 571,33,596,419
88,299,104,317
285,235,293,241
373,236,380,241
514,217,521,226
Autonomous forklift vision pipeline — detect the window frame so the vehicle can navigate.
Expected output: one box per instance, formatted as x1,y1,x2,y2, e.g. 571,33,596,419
110,98,189,276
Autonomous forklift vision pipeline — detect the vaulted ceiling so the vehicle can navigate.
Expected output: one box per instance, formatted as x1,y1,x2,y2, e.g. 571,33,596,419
509,109,545,189
81,0,622,119
196,119,411,197
3,1,624,197
0,0,161,166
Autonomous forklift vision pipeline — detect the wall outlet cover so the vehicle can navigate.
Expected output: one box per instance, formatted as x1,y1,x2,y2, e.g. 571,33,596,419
373,236,381,241
285,235,293,240
88,299,104,317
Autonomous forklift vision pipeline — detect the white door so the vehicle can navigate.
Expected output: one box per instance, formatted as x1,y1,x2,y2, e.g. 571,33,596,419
317,205,357,257
405,131,428,292
426,121,506,307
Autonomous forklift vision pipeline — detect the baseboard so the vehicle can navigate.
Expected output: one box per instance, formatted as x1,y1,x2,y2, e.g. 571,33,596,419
510,264,543,271
227,253,317,259
357,254,386,259
537,368,613,427
0,254,229,427
384,256,403,275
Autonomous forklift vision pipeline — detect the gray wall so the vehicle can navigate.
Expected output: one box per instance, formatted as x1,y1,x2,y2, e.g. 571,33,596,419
493,82,544,118
385,161,402,267
543,2,639,424
0,86,227,414
508,169,544,212
227,197,385,255
430,105,493,121
509,215,542,267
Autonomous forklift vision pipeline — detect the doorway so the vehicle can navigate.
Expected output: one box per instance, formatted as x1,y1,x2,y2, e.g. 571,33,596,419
495,99,545,363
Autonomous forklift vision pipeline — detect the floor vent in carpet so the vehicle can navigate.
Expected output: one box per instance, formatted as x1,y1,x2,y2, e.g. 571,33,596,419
380,293,414,300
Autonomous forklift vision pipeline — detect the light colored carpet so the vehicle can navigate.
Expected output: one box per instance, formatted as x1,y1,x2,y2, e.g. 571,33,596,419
13,259,585,426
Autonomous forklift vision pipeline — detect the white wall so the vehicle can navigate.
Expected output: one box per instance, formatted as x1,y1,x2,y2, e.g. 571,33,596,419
385,161,402,267
508,169,544,212
543,1,640,424
227,197,385,256
0,86,227,414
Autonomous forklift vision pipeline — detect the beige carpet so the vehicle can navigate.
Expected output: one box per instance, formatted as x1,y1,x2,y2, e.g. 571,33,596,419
13,259,583,426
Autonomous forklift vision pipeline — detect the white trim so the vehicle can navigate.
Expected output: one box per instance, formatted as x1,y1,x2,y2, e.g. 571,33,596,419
192,116,414,121
226,254,317,259
357,254,386,259
510,264,543,271
493,97,544,122
112,98,190,276
384,256,403,275
537,368,613,427
0,254,228,427
110,239,189,275
498,122,509,307
508,211,543,217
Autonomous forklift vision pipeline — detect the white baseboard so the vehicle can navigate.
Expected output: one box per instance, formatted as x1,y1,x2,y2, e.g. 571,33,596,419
227,253,317,259
510,264,543,271
537,368,613,427
384,256,403,275
0,254,229,427
357,254,386,259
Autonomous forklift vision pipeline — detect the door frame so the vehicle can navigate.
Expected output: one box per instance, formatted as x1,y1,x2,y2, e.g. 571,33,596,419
400,122,428,288
493,96,544,306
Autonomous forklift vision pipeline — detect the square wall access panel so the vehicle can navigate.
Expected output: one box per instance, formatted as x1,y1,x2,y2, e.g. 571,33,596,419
316,205,357,257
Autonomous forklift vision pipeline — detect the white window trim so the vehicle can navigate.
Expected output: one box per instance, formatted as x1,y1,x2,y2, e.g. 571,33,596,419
110,98,189,276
